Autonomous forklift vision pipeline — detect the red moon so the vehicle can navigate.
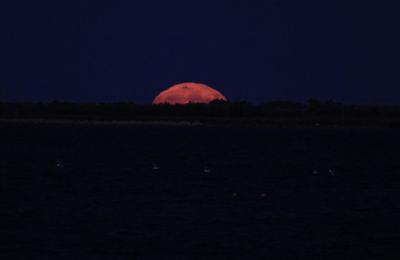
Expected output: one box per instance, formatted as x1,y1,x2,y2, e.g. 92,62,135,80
153,82,227,105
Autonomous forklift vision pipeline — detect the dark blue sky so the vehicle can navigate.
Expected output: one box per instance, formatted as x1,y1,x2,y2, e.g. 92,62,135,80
3,0,400,104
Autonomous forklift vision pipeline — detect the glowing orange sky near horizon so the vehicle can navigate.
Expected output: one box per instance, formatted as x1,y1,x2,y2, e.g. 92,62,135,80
153,83,228,105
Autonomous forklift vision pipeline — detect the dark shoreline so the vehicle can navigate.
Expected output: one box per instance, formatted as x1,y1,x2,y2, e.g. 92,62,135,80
1,117,399,128
0,118,204,127
2,100,400,128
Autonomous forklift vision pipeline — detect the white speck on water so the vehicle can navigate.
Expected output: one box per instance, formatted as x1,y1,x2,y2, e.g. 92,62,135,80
203,167,211,174
329,169,336,176
56,160,64,168
152,163,160,171
312,169,320,175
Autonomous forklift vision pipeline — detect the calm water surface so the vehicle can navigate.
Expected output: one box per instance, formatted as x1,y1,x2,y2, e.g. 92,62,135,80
1,123,399,259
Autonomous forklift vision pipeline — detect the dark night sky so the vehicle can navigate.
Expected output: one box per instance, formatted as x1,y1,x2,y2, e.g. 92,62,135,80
2,0,400,104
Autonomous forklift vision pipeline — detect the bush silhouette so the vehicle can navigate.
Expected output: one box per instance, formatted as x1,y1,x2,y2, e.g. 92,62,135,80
1,100,400,126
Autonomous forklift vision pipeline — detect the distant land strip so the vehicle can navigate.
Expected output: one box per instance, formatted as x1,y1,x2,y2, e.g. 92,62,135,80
1,100,400,127
1,117,400,128
0,119,204,127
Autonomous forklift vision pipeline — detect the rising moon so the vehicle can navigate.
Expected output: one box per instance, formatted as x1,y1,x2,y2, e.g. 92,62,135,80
153,82,227,105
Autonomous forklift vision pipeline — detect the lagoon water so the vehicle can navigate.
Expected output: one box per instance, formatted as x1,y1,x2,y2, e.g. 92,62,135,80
1,122,399,258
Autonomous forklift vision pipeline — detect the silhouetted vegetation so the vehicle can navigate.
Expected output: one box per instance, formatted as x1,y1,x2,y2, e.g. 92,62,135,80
1,100,400,127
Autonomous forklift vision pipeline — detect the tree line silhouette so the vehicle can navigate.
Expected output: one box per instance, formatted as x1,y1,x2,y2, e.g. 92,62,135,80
1,100,400,126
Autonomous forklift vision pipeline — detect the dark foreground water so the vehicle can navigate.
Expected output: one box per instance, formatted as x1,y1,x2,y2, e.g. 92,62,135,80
1,123,399,259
